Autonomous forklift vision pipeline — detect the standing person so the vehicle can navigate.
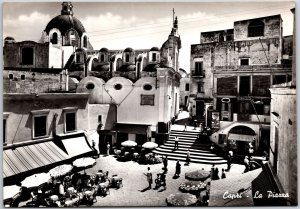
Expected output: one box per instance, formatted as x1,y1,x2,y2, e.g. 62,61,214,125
244,156,250,173
163,156,168,171
214,168,220,180
91,139,97,156
248,142,254,157
174,136,179,150
144,167,153,189
199,123,203,133
210,143,215,153
106,142,111,156
186,149,191,165
211,164,215,180
184,123,187,131
221,169,226,179
160,173,166,190
175,160,181,177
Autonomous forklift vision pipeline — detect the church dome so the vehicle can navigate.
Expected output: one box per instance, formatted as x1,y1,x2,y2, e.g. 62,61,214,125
124,47,134,53
45,15,86,36
100,48,109,53
150,47,159,51
44,2,86,37
4,36,16,43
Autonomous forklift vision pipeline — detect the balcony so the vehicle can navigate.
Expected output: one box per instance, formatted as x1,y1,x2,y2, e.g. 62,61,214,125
214,64,292,73
191,70,205,78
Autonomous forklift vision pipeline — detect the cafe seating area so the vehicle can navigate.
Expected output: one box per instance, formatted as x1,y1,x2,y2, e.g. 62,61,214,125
4,162,123,207
113,142,162,165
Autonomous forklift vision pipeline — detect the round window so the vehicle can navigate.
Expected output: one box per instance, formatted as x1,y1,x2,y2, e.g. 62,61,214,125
143,84,152,91
86,83,95,90
114,83,122,90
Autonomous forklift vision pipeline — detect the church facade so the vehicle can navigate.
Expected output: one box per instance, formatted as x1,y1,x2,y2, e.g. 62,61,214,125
3,2,182,149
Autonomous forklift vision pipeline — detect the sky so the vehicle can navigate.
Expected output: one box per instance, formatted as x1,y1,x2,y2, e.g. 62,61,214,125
3,1,295,72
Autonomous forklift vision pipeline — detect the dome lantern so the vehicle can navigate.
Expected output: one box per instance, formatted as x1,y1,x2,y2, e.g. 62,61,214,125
61,2,73,16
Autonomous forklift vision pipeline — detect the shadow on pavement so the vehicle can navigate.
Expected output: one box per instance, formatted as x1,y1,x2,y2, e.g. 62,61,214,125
139,187,151,192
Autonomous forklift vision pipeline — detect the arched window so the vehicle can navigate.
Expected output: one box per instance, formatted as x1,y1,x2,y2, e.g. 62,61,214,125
116,58,122,70
51,32,58,44
70,31,76,46
100,54,105,62
125,53,130,62
248,20,264,37
83,36,87,48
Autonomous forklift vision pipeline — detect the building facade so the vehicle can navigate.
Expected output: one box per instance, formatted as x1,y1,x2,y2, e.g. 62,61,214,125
268,8,297,205
178,69,190,110
3,2,182,151
190,14,292,155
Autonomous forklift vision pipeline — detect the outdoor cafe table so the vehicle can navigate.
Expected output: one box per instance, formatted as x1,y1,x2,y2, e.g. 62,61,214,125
67,187,75,194
50,195,59,202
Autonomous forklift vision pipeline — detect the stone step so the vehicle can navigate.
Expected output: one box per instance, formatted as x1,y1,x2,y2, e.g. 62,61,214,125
169,134,198,140
170,130,200,135
164,141,211,149
153,149,224,160
153,150,227,164
156,146,216,156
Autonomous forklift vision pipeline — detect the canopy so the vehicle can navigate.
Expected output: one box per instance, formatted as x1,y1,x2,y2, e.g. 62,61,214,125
61,136,93,158
228,133,256,142
208,167,284,206
3,141,69,178
115,123,149,135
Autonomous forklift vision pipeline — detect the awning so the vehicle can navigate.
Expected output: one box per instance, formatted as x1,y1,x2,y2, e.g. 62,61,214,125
3,141,69,178
61,136,93,158
209,167,286,206
228,133,256,142
114,123,149,135
3,134,93,178
209,169,261,206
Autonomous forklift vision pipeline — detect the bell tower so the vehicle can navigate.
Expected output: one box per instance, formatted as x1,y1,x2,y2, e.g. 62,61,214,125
61,2,73,16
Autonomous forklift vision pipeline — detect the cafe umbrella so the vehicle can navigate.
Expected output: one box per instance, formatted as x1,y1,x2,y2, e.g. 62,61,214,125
166,193,198,206
3,185,21,200
121,140,137,147
21,173,51,188
73,157,96,171
142,142,158,149
48,164,73,178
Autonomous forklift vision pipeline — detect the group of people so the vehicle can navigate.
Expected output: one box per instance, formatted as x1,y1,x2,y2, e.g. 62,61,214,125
144,159,182,190
91,140,111,157
211,164,226,180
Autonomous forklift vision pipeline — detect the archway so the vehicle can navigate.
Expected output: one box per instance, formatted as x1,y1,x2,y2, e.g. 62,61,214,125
227,125,256,155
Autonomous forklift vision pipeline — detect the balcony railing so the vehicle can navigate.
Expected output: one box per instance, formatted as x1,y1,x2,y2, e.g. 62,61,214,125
191,70,205,78
214,63,292,72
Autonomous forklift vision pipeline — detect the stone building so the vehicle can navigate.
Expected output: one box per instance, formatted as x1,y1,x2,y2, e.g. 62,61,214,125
268,8,297,205
178,68,190,110
190,14,293,155
3,93,118,183
75,18,182,146
3,2,182,151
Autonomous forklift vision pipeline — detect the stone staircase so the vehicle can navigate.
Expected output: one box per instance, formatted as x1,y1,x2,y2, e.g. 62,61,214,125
153,128,227,164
